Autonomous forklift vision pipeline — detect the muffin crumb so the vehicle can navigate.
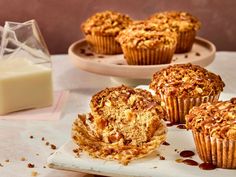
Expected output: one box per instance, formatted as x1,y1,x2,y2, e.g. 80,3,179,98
45,142,49,146
20,157,26,161
50,144,57,150
31,171,38,176
159,156,166,160
30,136,34,139
195,52,201,56
28,163,35,168
41,137,45,141
5,159,9,163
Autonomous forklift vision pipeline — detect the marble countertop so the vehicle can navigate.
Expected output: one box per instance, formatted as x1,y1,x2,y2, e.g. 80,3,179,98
0,52,235,177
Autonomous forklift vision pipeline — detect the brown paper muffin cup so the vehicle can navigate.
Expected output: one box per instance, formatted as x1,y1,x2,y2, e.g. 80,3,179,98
121,44,176,65
85,35,122,54
160,93,220,123
192,131,236,169
175,30,196,53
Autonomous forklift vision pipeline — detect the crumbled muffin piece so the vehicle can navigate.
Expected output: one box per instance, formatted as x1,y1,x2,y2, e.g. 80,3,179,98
116,21,177,49
149,11,201,32
150,63,225,98
186,98,236,140
82,10,132,36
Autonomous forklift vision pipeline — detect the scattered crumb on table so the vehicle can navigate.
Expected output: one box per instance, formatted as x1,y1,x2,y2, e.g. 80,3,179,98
159,156,165,160
50,144,57,150
28,163,35,168
20,157,26,161
31,171,38,176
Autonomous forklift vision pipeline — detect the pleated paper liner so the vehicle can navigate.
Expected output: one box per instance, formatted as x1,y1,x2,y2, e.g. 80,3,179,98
121,44,176,65
85,35,122,54
160,93,220,123
175,30,196,53
192,131,236,169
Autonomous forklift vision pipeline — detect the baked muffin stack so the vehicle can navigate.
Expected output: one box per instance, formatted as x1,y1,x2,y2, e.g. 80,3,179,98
150,63,225,123
72,85,167,165
186,98,236,168
81,10,132,54
81,10,201,65
149,11,201,53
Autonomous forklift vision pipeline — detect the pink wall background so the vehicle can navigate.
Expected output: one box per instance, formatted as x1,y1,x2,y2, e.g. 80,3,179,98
0,0,235,54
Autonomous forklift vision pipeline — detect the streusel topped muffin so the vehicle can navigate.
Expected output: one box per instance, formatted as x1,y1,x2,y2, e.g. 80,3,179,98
150,63,225,123
81,10,132,54
150,63,225,98
82,10,132,36
186,98,236,140
149,11,201,53
116,21,177,65
186,98,236,168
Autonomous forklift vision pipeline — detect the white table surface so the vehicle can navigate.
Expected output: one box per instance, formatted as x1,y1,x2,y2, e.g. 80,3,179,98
0,52,235,177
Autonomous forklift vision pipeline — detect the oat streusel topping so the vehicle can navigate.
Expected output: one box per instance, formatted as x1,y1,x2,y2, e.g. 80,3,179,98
149,11,201,32
116,21,177,49
82,10,132,36
150,63,225,98
186,98,236,140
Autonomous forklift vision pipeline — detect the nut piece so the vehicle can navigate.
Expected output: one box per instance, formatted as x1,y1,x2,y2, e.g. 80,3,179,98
28,163,35,168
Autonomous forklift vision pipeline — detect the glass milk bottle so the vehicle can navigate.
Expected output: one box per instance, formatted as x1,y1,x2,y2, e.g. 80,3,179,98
0,20,53,115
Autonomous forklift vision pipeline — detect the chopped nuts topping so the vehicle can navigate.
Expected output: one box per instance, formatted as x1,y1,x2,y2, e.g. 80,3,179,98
116,21,177,49
150,63,225,98
82,10,132,36
149,11,201,32
186,98,236,140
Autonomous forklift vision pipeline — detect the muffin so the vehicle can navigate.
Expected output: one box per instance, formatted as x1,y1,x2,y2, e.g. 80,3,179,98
186,98,236,169
149,11,201,53
116,21,177,65
81,10,132,54
72,85,167,165
150,63,225,123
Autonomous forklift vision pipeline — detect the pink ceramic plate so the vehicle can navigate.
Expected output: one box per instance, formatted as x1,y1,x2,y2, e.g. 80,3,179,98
68,37,215,79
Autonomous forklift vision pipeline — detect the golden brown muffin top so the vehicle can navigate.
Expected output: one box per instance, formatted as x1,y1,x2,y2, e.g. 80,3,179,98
90,85,164,116
116,21,177,49
82,10,132,36
186,98,236,140
150,63,225,98
149,11,201,32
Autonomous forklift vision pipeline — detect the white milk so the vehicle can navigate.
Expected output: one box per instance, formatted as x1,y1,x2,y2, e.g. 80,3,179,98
0,58,53,115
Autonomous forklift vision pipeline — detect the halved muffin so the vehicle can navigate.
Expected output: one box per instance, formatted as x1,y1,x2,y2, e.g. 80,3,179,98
149,11,201,53
81,10,132,54
186,98,236,169
150,63,225,123
72,85,167,165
